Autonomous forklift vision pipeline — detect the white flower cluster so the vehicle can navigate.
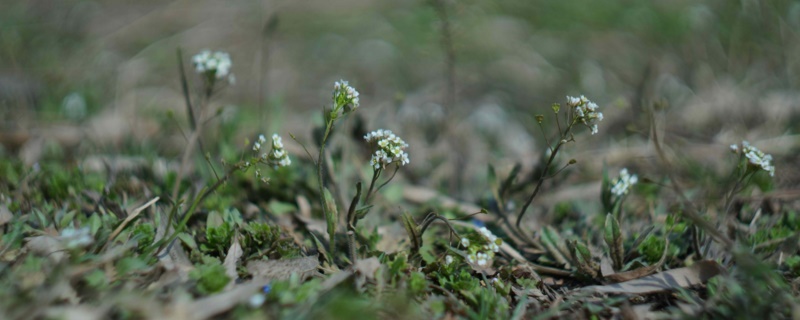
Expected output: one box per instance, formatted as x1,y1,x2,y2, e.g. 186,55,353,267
731,141,775,177
332,80,360,111
267,134,291,168
566,95,603,135
459,227,503,267
59,226,93,249
192,50,235,84
364,129,410,170
253,134,267,152
611,168,638,197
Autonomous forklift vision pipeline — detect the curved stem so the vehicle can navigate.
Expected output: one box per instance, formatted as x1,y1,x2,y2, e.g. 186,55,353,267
317,119,334,255
364,168,382,205
516,126,572,228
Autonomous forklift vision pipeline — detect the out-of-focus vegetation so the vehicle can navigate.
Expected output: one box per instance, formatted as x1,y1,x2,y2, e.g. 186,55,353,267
1,0,799,319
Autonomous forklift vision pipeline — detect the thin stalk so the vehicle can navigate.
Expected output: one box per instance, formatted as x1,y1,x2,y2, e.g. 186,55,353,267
364,168,383,205
515,132,569,228
317,118,335,255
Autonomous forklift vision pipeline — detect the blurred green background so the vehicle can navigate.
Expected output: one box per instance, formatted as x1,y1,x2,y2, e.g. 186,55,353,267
1,0,798,199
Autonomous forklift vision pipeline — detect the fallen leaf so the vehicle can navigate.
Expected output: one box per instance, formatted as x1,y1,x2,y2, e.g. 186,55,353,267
103,197,159,251
353,257,380,291
45,305,109,320
25,235,66,262
0,203,12,226
354,257,381,279
582,260,725,295
375,224,406,253
600,256,615,278
296,195,311,219
246,255,319,282
188,281,268,320
222,237,243,290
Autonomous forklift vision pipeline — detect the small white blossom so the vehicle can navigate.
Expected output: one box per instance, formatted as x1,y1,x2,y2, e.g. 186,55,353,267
59,226,93,249
332,80,360,112
729,144,738,153
461,238,470,247
365,129,410,169
192,50,234,84
248,293,266,308
268,134,291,168
475,252,489,266
611,168,638,197
739,141,775,177
445,255,454,265
566,95,603,135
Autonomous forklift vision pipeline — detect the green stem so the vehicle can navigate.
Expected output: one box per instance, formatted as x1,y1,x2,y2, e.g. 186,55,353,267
318,118,335,256
364,168,382,205
516,124,574,228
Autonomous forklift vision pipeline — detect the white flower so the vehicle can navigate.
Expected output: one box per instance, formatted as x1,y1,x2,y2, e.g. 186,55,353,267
475,252,489,266
566,95,603,135
192,50,234,84
332,79,360,112
445,255,454,265
59,226,93,249
461,237,470,247
611,168,638,197
740,141,775,177
365,129,410,169
729,144,738,153
267,133,291,168
248,293,266,308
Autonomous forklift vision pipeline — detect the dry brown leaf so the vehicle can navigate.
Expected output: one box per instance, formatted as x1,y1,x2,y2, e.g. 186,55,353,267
103,197,158,251
25,235,66,262
0,203,12,226
354,257,381,279
154,206,194,280
600,256,615,278
354,257,381,291
223,237,243,290
296,195,311,219
375,224,407,253
45,305,109,320
582,260,725,295
293,213,329,239
188,281,268,320
246,255,319,282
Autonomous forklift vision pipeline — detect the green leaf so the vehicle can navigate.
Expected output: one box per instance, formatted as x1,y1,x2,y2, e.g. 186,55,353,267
355,205,374,219
601,164,613,213
604,213,624,270
323,187,338,255
401,212,420,253
89,213,102,236
177,232,198,251
58,210,76,229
